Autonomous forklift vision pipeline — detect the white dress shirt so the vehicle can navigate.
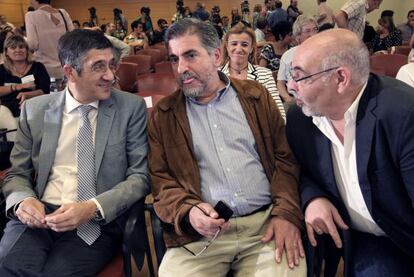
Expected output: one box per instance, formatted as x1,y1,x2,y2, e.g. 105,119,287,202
41,89,104,217
312,84,385,236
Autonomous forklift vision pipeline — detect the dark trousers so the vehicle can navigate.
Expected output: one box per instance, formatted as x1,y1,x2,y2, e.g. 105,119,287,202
348,230,414,277
0,203,122,277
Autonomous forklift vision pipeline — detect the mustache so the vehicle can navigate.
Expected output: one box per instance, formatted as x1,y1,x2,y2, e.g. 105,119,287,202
179,72,198,83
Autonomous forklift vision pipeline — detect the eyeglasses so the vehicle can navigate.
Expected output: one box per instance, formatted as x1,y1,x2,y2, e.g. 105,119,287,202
182,227,221,256
179,203,222,256
291,66,339,84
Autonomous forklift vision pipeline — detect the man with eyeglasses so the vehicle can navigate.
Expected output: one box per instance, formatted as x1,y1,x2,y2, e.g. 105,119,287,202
0,29,149,275
286,28,414,276
148,18,306,276
277,15,318,105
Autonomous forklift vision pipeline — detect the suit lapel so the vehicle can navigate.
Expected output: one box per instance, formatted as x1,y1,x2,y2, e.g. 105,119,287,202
95,96,115,175
37,92,65,193
355,79,377,214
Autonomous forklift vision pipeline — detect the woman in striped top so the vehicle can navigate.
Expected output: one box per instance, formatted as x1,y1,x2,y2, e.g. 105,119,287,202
219,22,286,121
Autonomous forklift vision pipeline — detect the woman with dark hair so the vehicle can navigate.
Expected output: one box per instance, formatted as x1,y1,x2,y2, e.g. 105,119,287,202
372,16,402,53
0,35,50,117
0,27,14,64
220,22,285,120
25,0,74,80
259,21,293,72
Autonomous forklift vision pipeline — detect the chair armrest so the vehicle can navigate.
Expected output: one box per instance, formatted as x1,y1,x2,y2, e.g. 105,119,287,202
123,198,147,273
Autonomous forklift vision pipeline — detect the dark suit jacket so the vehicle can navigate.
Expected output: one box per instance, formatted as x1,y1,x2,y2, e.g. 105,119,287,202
286,74,414,262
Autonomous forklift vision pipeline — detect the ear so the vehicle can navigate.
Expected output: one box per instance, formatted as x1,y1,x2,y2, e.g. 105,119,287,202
336,67,351,94
63,65,77,83
212,47,222,67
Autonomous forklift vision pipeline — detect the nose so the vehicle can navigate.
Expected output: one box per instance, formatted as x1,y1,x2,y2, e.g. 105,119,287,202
287,79,298,94
102,66,115,82
176,58,189,74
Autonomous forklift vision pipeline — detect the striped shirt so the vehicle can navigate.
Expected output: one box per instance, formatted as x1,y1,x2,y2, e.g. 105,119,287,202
220,62,286,121
186,72,271,216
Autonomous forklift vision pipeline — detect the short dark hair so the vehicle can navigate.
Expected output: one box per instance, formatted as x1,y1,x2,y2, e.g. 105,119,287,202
131,20,143,31
58,29,114,74
256,16,267,30
408,10,414,17
37,0,51,4
381,10,394,18
165,18,221,54
271,21,292,41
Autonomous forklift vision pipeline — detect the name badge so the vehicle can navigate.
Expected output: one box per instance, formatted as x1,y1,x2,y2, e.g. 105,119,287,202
21,75,35,84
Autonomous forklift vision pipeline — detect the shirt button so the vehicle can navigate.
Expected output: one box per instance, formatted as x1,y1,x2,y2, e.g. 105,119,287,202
226,168,230,172
219,147,223,151
213,124,217,128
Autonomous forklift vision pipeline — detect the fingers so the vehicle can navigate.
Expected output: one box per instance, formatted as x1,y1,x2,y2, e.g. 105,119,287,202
332,208,349,230
326,219,343,248
260,223,274,243
298,237,305,258
306,223,317,247
274,233,284,264
17,210,48,228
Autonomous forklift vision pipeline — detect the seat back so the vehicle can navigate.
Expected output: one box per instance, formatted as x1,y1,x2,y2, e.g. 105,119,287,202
393,46,411,56
136,49,164,68
149,45,169,61
136,73,178,95
370,54,407,77
155,61,173,74
116,62,138,92
137,93,167,117
121,55,152,75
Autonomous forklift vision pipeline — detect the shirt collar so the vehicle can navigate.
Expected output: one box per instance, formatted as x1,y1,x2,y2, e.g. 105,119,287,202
64,88,99,114
186,71,231,105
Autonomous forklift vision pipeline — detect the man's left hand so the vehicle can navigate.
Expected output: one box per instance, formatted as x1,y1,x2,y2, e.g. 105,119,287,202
44,201,97,232
261,217,305,269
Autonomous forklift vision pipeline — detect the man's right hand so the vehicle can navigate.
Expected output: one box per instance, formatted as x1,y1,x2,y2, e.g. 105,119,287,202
15,198,48,229
188,202,230,238
305,197,348,248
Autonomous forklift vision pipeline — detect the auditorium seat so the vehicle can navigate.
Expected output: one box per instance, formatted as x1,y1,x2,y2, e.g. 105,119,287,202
116,62,138,92
136,73,178,95
154,61,173,74
149,45,169,61
370,54,407,77
392,46,411,56
136,49,164,68
121,55,152,75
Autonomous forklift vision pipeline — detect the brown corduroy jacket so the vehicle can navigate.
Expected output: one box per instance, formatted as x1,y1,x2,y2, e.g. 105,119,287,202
148,77,303,247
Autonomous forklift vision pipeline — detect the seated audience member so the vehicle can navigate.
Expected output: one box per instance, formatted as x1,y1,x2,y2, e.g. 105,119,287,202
211,14,224,39
396,62,414,87
286,28,414,276
259,21,293,72
0,27,14,64
409,34,414,62
0,35,50,117
0,15,14,31
267,1,288,30
220,22,285,120
335,0,383,39
255,16,267,47
0,29,149,276
277,15,318,103
25,0,74,80
113,21,127,41
222,16,230,34
148,18,305,277
152,19,169,44
124,20,148,51
72,20,80,29
101,23,130,59
371,16,402,53
398,10,414,44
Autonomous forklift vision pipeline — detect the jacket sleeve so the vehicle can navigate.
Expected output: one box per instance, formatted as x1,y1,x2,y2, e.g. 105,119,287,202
261,84,304,229
148,108,202,236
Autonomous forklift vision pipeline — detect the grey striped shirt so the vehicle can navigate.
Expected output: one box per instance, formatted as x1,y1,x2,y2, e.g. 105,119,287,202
186,72,271,216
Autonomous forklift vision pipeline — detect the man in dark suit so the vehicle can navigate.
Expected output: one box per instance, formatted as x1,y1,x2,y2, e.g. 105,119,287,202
286,28,414,276
0,29,149,276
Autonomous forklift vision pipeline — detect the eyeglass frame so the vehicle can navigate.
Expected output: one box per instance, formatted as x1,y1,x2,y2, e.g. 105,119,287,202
290,66,339,84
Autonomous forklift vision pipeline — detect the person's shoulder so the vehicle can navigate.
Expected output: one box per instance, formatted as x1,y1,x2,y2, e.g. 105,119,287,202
253,64,273,75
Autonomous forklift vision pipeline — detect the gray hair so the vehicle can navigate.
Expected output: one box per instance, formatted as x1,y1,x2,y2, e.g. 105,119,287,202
165,18,221,54
58,29,115,74
321,40,370,86
292,15,318,36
